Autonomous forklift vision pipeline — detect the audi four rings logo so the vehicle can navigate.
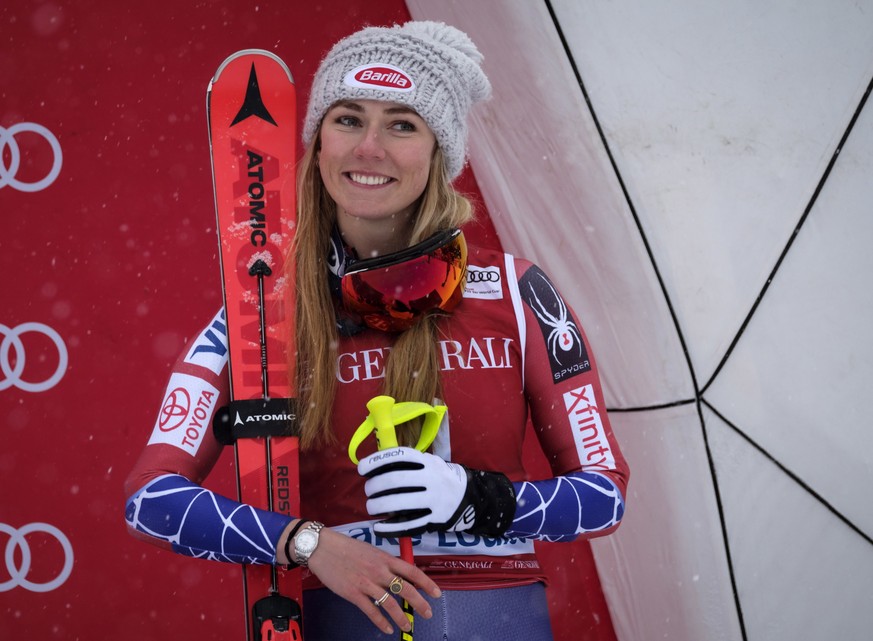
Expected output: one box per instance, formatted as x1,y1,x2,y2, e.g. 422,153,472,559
1,523,74,592
0,123,63,192
0,323,69,392
467,269,500,283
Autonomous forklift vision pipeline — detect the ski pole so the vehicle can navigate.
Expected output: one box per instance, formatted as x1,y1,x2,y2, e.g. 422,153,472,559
251,258,303,641
349,395,445,640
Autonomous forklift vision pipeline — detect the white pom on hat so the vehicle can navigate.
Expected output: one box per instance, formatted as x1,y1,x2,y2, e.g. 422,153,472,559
303,21,491,179
401,20,483,66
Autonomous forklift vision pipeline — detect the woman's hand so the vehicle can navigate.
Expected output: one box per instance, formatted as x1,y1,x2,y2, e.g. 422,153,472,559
358,446,517,538
281,523,441,634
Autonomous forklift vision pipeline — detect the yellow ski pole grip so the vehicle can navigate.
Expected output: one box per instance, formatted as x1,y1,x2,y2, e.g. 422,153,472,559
416,404,444,453
348,395,447,463
369,395,399,450
348,396,396,463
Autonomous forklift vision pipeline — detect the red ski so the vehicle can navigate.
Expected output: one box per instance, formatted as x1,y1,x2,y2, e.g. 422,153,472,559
207,49,301,640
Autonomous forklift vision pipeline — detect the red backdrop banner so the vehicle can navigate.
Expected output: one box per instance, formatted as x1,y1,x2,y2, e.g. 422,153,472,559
1,2,615,639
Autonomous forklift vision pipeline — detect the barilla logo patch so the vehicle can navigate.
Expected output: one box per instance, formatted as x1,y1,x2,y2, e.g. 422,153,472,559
344,63,415,92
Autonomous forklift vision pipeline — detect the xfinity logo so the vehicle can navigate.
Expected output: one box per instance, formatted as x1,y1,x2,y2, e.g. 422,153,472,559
563,384,614,471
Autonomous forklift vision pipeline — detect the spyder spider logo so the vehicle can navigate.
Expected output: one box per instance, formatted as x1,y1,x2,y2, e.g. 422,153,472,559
520,266,590,382
527,275,583,361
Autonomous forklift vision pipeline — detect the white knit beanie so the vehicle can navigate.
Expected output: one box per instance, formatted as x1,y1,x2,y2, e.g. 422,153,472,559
303,21,491,180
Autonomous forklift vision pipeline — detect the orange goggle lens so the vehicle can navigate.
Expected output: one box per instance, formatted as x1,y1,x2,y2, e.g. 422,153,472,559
340,229,467,332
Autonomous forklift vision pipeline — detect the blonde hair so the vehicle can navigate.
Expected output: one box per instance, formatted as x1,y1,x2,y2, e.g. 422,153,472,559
291,135,474,449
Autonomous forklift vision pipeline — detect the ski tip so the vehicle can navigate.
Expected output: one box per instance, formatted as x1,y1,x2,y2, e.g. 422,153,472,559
211,49,294,85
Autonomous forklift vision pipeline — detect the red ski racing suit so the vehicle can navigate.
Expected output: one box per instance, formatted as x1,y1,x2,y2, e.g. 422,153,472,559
125,246,629,591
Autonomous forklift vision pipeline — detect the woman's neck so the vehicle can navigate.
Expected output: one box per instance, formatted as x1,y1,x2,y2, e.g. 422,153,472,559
336,211,414,259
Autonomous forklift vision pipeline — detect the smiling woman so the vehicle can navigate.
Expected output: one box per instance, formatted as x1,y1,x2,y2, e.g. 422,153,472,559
317,99,437,256
125,20,629,641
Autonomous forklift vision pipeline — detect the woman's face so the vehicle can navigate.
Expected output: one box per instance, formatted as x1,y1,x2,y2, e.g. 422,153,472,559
318,99,436,235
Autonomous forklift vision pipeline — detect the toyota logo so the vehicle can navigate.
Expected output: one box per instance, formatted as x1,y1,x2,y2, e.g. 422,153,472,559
0,323,69,393
0,123,63,192
159,387,191,431
0,522,74,592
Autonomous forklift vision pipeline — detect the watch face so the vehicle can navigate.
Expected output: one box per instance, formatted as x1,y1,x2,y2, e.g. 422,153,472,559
296,530,318,554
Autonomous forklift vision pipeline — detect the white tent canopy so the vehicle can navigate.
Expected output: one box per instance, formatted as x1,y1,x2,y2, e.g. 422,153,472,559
407,1,873,639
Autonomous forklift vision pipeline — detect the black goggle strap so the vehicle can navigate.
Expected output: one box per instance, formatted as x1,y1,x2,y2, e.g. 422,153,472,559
343,228,462,274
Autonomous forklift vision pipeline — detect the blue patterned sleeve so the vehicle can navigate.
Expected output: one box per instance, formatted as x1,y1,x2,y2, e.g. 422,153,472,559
125,474,293,564
507,471,625,542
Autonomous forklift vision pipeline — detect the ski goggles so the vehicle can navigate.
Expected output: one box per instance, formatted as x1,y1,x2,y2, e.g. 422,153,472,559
340,229,468,332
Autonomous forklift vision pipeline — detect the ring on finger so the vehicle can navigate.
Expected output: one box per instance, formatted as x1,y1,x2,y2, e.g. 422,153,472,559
388,576,404,594
374,591,391,607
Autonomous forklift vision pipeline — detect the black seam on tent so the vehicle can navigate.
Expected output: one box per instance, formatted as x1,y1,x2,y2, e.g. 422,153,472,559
543,2,748,638
701,73,873,394
541,1,698,396
607,398,696,412
703,400,873,547
545,2,873,636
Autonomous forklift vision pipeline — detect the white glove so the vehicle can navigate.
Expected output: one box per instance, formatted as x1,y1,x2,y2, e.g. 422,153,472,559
357,447,516,538
358,447,471,536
